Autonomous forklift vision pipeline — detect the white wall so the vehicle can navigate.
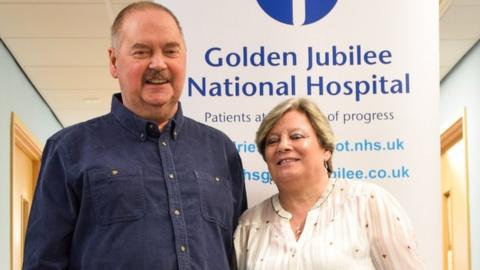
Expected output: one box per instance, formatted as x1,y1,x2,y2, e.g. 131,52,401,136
440,40,480,270
0,40,62,270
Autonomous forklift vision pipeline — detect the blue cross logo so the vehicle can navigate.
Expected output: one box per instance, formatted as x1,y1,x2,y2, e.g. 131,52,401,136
257,0,337,26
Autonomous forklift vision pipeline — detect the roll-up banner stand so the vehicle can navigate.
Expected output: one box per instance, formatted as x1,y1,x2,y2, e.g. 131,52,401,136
162,1,440,268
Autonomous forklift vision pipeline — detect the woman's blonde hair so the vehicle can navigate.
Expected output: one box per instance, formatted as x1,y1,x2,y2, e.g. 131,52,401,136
255,98,335,176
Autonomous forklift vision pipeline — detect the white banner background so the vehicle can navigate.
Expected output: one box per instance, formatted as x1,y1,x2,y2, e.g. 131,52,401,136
160,0,440,268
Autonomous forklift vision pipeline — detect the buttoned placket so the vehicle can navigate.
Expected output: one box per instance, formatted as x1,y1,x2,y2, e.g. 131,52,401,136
157,130,191,270
273,194,327,270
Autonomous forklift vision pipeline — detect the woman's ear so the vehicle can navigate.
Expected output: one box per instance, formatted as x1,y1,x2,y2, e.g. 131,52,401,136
324,150,332,161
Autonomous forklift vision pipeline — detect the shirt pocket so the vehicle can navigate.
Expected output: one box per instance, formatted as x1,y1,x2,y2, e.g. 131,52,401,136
87,167,145,225
194,170,234,229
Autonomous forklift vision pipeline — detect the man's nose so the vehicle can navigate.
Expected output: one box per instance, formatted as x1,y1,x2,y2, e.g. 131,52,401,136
149,53,167,70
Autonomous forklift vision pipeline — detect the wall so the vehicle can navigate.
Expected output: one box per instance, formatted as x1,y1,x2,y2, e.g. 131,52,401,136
0,39,62,270
440,40,480,270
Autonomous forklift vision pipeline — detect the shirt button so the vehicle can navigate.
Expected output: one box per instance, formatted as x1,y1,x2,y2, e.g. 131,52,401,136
140,133,145,140
180,245,187,252
111,169,119,176
215,176,220,182
173,209,181,216
168,173,175,179
162,141,167,146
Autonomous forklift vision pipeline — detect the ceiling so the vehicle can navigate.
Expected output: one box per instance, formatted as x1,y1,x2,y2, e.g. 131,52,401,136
1,0,479,127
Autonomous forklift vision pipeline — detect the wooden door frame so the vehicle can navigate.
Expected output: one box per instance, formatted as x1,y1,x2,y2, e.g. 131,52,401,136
440,109,471,270
10,112,42,270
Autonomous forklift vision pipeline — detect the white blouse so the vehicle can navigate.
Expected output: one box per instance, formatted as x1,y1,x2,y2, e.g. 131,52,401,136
234,179,424,270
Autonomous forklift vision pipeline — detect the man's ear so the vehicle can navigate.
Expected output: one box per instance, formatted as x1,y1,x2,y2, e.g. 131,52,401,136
108,47,119,79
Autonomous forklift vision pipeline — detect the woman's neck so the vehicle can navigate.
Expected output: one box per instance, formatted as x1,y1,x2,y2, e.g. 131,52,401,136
278,176,329,215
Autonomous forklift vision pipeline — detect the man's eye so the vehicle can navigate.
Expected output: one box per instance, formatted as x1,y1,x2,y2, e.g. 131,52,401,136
132,50,148,57
165,49,180,56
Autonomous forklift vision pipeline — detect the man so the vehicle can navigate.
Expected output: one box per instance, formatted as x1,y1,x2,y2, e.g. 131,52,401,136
23,2,247,270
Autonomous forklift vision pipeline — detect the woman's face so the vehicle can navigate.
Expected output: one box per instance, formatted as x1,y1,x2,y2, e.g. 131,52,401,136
264,110,331,185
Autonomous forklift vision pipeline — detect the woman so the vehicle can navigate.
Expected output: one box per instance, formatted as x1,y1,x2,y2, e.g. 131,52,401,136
234,98,423,270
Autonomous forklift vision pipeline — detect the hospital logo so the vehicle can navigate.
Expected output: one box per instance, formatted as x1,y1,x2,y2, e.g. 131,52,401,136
257,0,337,26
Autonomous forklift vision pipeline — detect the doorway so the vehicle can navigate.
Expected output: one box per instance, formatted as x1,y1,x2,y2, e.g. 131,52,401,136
440,112,471,270
10,113,42,270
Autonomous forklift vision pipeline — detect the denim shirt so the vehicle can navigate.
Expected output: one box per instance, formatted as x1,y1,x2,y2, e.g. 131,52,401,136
23,94,247,270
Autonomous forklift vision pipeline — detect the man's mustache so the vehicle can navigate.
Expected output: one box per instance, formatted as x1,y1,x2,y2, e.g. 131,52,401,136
143,69,170,81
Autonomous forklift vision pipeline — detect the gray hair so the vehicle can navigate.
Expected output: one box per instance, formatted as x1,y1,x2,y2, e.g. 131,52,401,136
111,1,183,48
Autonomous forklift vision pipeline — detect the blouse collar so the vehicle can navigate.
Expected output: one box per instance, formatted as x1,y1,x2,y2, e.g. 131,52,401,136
271,179,336,220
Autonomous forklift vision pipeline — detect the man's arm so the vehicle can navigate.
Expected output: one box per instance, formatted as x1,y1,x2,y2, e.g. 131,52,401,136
226,141,247,228
23,139,78,270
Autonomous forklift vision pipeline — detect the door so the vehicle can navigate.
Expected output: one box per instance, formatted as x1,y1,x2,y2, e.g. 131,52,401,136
10,113,42,270
440,114,471,270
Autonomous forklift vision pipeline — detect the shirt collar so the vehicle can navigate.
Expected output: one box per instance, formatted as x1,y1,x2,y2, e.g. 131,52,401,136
110,93,185,141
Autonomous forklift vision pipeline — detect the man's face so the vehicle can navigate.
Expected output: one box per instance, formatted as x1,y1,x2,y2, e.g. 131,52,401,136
108,8,186,119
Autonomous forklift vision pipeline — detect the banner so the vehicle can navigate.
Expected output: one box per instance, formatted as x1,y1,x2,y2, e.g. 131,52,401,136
162,1,440,268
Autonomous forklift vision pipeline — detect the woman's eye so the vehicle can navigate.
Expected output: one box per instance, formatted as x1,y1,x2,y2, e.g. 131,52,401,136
291,133,304,140
266,138,279,145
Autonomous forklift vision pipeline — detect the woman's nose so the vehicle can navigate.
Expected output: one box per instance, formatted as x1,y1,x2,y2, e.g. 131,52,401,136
277,138,292,152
